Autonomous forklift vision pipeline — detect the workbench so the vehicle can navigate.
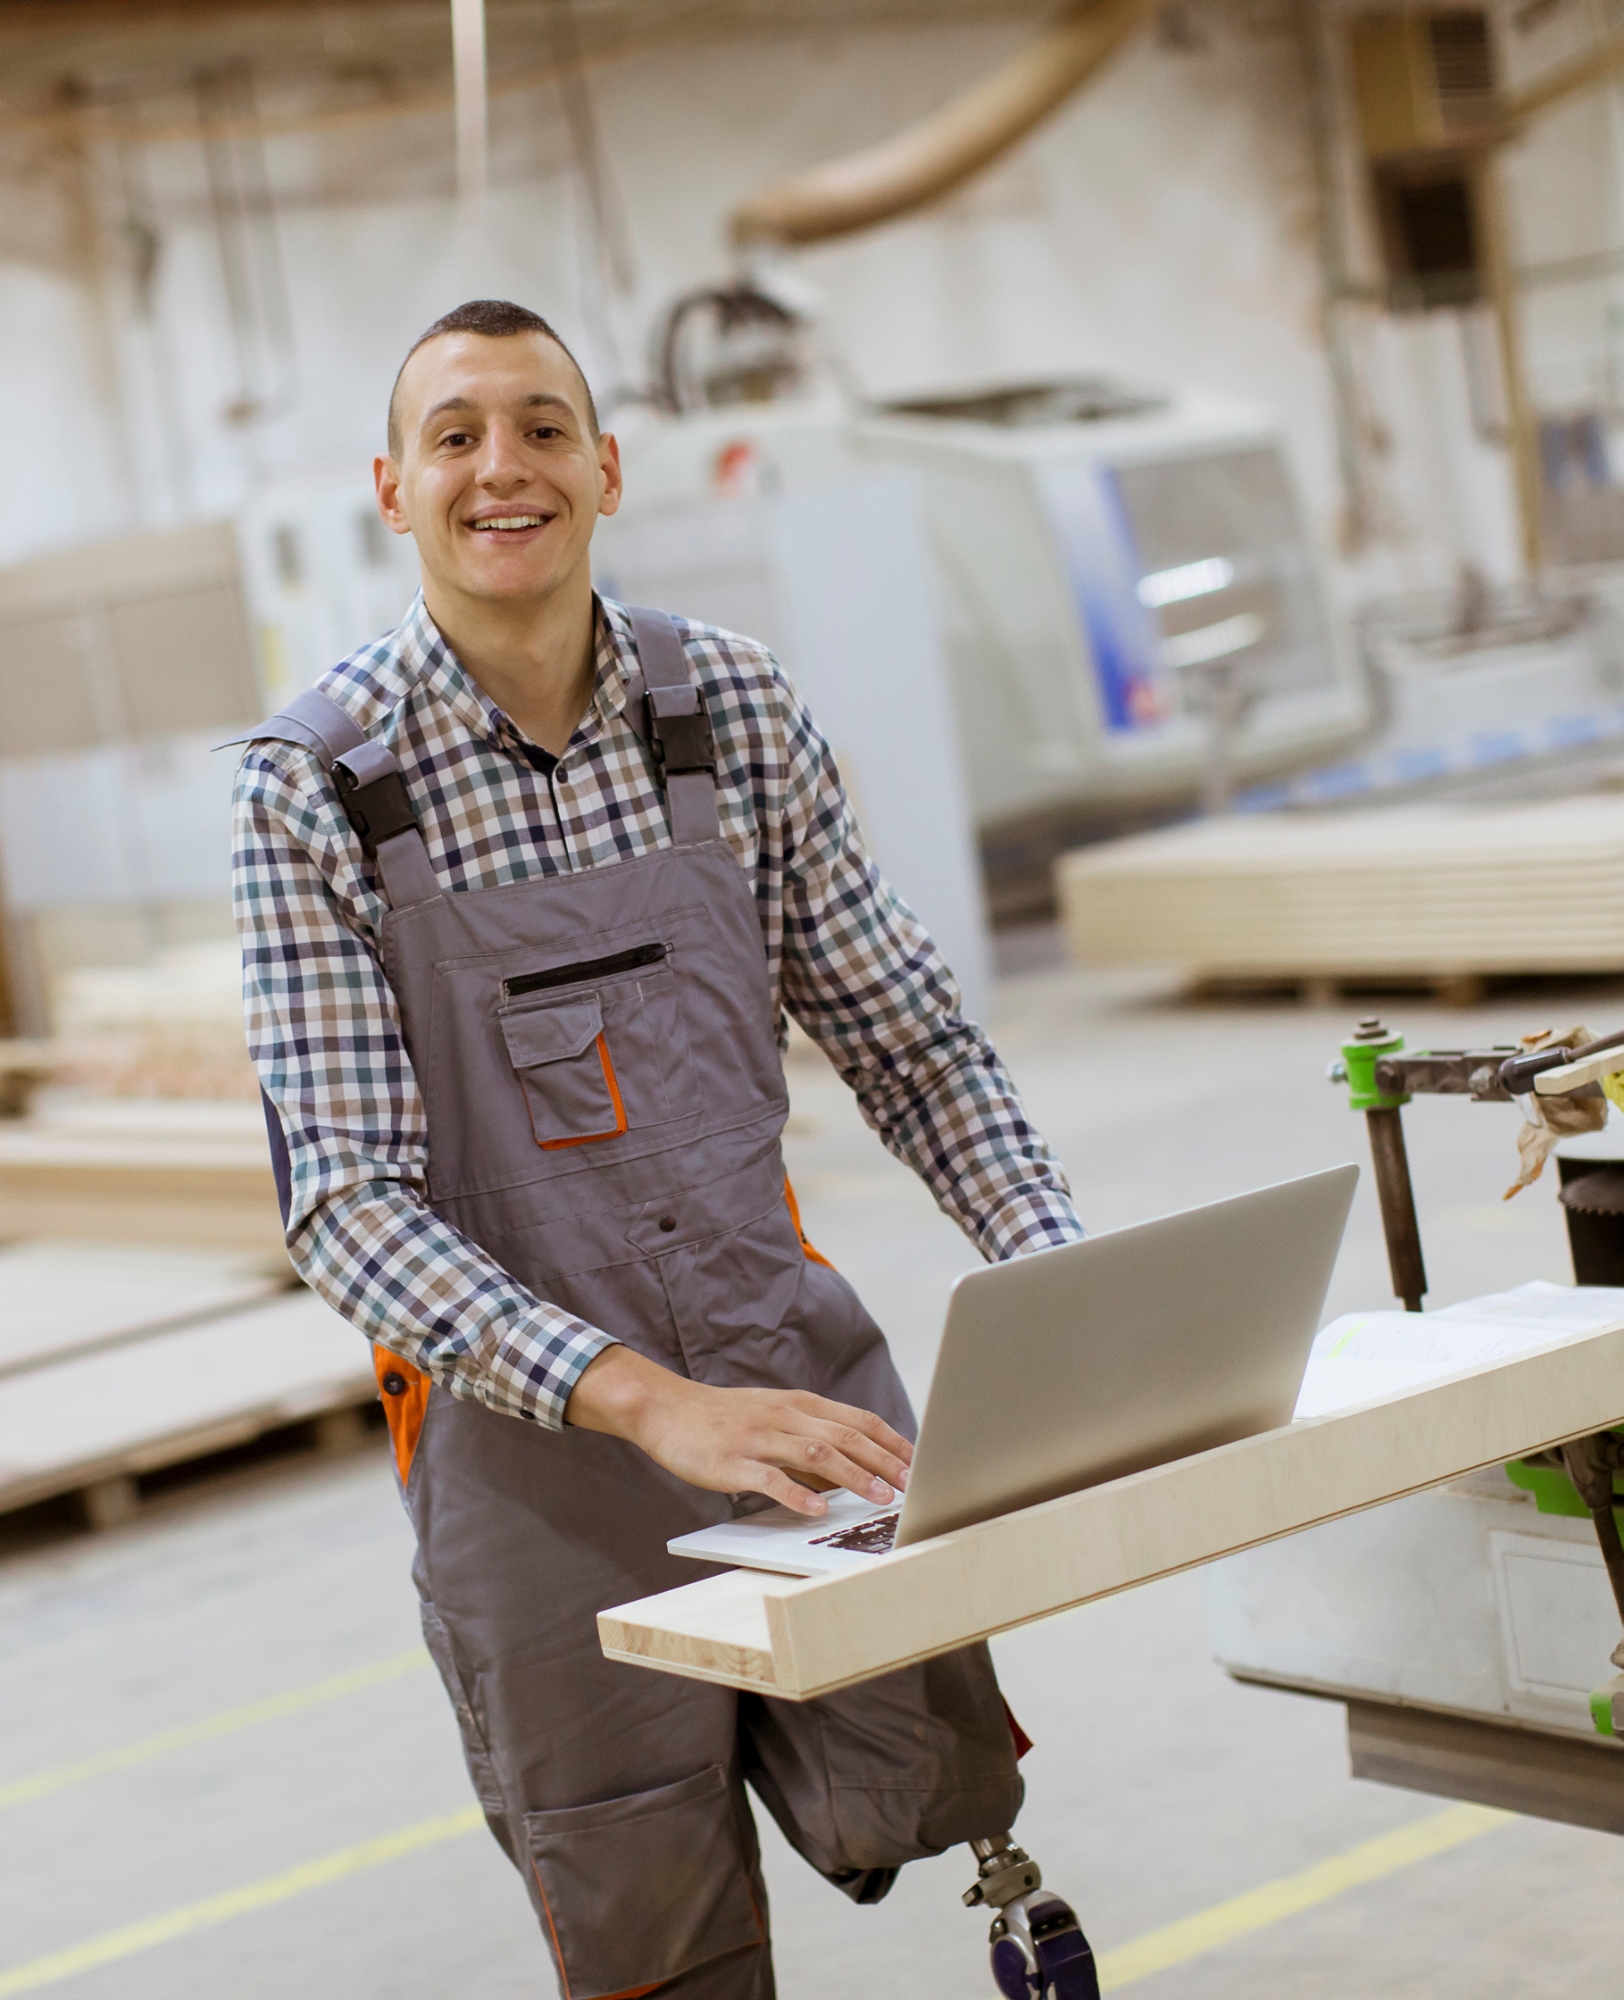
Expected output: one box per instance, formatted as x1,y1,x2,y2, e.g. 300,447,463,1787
599,1317,1624,1700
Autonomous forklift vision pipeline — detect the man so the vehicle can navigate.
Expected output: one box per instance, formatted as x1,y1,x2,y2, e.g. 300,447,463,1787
233,298,1090,2000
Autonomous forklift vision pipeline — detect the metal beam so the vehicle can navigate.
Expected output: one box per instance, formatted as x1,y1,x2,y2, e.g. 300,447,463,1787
1504,26,1624,129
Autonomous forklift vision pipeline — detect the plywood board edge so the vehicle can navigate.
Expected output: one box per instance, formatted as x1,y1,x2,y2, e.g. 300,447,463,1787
603,1326,1624,1698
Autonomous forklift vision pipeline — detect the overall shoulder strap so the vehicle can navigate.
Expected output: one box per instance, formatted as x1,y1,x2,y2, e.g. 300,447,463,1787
627,607,720,846
228,687,439,910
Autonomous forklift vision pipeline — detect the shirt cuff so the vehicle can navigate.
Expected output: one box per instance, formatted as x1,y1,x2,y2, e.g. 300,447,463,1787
981,1192,1088,1262
487,1311,621,1431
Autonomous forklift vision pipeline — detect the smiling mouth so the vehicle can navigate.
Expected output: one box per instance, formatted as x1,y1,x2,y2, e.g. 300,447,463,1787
470,514,551,534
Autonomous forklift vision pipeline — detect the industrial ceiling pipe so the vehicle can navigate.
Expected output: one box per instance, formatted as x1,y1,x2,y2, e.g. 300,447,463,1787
729,0,1159,249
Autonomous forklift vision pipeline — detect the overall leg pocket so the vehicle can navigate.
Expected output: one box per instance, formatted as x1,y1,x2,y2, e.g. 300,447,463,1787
524,1764,764,1999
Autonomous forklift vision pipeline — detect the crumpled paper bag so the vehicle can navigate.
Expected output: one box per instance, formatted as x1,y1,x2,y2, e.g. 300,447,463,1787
1504,1025,1608,1199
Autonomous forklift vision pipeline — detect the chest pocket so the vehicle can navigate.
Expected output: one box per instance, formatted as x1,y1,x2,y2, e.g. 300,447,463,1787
498,956,696,1151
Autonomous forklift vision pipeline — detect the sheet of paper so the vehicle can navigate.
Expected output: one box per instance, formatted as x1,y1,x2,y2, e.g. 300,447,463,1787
1428,1280,1624,1329
1293,1281,1624,1420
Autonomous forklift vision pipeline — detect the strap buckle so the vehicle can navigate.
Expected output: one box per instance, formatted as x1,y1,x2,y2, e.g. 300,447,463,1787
644,684,716,781
332,753,418,857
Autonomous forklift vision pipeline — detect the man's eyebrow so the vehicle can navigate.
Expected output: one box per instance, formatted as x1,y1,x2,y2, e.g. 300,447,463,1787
419,392,577,427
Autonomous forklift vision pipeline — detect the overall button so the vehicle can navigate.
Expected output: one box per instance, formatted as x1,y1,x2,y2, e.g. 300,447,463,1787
658,1215,677,1233
381,1372,408,1397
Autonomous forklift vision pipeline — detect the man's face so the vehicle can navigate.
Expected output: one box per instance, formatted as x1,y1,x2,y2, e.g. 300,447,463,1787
375,332,621,610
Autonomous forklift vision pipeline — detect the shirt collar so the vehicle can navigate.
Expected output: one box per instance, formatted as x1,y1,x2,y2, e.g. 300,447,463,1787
393,588,639,763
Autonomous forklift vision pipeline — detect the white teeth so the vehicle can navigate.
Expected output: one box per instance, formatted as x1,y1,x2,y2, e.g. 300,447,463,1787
473,515,545,531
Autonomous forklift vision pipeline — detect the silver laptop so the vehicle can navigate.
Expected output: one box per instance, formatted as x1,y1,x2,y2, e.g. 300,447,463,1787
670,1166,1357,1576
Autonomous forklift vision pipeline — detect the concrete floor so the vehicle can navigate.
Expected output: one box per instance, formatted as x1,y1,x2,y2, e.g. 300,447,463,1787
4,957,1624,1997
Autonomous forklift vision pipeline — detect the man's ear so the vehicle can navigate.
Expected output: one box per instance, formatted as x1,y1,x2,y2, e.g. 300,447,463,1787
596,432,624,520
374,455,412,536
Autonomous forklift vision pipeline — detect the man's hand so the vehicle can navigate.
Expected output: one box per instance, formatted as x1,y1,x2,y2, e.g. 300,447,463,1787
565,1345,912,1517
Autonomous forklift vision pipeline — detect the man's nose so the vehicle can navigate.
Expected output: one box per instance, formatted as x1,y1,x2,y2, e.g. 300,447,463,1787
474,424,530,488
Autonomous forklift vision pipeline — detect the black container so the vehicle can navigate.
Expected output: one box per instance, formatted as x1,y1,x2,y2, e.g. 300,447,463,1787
1556,1159,1624,1285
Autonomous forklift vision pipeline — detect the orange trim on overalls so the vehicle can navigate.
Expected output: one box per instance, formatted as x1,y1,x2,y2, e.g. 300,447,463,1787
782,1175,834,1269
531,1863,668,1999
373,1346,430,1485
538,1033,630,1151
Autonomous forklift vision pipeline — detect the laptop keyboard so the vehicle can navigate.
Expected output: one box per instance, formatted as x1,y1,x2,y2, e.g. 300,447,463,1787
807,1509,899,1554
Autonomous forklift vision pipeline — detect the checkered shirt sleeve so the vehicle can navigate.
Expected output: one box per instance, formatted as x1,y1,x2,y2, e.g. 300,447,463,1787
232,595,1082,1431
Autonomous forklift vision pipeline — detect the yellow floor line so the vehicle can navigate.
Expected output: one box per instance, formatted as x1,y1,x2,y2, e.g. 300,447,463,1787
0,1648,430,1814
1096,1801,1512,1990
0,1806,484,1997
0,1792,1514,1996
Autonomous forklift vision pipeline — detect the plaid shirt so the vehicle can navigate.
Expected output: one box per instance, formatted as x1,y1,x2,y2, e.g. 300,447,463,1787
232,592,1083,1431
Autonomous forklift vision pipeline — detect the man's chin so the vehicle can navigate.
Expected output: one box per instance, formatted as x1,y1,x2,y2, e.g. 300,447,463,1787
447,561,571,606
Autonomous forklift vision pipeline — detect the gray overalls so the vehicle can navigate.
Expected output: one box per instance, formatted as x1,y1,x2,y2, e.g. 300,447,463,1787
247,609,1021,2000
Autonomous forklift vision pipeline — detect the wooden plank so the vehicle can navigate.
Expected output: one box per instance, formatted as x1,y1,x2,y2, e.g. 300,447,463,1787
0,1289,375,1513
0,1240,287,1380
599,1320,1624,1700
1535,1047,1624,1096
599,1573,780,1692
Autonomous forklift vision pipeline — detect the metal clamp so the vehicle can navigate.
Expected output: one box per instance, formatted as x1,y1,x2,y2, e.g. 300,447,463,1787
963,1837,1041,1911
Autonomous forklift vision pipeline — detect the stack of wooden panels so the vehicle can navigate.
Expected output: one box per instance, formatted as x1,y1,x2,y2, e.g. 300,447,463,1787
0,1102,282,1253
1055,794,1624,981
0,1243,377,1527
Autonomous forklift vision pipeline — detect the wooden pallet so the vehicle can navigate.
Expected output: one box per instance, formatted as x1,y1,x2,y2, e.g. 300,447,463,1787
0,1251,377,1529
599,1316,1624,1700
1186,971,1498,1008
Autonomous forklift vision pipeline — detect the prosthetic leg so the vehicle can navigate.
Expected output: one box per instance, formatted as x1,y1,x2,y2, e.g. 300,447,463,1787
963,1836,1100,1999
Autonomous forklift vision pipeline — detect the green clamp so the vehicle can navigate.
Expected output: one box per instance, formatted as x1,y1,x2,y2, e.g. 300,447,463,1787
1504,1437,1624,1521
1329,1024,1409,1113
1504,1441,1624,1737
1590,1673,1624,1738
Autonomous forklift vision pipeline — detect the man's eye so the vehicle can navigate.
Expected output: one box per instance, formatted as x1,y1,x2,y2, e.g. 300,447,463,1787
441,430,475,447
530,425,564,441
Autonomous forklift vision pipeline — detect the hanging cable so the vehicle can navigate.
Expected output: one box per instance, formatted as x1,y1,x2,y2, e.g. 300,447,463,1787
195,62,297,426
543,0,638,393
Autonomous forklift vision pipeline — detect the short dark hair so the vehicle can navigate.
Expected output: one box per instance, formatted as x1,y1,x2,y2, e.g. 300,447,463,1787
386,299,599,457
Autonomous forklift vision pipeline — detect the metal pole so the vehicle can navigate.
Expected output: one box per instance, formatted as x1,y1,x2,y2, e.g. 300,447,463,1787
452,0,489,274
1364,1104,1427,1311
1560,1435,1624,1631
1474,155,1542,575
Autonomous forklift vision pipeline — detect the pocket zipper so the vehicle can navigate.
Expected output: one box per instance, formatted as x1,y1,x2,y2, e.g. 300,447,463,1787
503,941,668,999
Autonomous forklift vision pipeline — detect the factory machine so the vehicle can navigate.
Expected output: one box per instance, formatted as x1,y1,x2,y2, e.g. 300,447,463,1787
1210,1021,1624,1834
236,467,420,706
610,364,1371,919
